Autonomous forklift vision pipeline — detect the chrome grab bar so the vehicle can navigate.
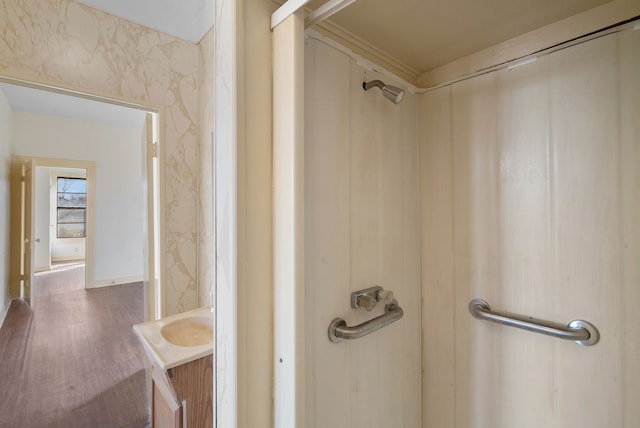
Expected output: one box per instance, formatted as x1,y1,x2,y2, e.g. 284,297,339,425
328,300,403,343
469,298,599,346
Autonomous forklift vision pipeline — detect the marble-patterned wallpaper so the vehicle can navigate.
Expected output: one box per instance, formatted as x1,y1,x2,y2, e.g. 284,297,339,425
0,0,203,315
198,27,215,308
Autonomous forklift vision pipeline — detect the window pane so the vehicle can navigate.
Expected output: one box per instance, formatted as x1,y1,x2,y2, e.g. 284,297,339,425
58,193,87,208
57,208,86,224
57,177,87,194
57,177,86,238
58,223,86,238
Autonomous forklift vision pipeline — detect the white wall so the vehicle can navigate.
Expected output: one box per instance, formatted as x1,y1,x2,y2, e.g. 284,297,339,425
12,112,145,286
304,36,421,427
0,89,12,324
419,28,640,428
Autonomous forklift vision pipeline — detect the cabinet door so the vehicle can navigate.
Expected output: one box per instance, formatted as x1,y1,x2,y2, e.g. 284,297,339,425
153,380,182,428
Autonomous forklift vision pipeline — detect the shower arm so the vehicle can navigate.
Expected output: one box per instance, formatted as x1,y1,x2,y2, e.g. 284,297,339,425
362,80,385,91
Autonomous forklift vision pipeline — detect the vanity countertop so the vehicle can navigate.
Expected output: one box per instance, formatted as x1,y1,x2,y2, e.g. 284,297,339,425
133,307,213,370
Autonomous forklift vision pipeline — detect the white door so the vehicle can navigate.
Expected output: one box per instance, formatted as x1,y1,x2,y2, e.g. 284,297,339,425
33,167,51,272
21,159,34,302
9,159,33,301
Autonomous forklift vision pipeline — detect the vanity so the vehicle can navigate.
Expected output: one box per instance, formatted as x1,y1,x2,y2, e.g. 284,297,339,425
134,308,214,428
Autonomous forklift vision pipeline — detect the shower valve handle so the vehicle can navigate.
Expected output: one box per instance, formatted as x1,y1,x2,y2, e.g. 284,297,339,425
376,290,394,305
351,286,395,311
357,295,378,311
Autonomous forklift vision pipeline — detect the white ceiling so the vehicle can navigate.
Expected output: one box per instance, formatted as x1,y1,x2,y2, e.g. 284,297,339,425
0,83,147,129
73,0,214,43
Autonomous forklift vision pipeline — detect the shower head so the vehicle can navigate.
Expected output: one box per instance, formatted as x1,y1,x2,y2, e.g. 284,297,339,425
362,80,405,104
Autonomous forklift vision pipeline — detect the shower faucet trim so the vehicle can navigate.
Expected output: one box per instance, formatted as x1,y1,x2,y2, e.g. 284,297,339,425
351,286,394,311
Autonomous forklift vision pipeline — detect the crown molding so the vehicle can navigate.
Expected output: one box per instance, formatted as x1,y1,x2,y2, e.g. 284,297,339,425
312,19,422,86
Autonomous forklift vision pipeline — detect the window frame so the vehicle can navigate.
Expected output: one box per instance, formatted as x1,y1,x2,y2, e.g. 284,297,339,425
56,176,87,239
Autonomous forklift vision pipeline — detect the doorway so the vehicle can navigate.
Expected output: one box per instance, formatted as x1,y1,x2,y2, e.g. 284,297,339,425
2,80,161,320
34,167,89,274
23,161,93,300
0,79,162,424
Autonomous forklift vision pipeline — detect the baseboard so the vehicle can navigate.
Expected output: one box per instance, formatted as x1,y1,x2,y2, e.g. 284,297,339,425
0,300,11,329
51,257,86,262
90,275,144,289
34,264,51,273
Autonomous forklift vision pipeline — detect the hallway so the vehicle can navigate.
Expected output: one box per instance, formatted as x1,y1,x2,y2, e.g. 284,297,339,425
0,263,150,428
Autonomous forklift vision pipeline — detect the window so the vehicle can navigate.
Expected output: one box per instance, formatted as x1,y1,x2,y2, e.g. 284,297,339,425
57,177,87,238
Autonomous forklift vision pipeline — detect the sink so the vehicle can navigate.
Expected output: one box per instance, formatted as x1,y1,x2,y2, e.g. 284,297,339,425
160,316,213,347
134,307,214,369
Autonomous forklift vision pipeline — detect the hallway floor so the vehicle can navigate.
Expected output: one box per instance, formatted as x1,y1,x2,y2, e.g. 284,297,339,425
0,264,150,428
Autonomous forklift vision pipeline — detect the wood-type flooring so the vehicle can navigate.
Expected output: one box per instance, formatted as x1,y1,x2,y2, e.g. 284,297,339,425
0,263,150,428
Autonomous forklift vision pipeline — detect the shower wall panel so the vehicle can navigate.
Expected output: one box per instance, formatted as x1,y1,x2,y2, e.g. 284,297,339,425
304,37,421,428
419,29,640,428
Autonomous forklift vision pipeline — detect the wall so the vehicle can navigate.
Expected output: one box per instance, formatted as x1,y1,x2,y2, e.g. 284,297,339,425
419,28,640,428
0,0,200,315
197,27,214,308
304,36,421,427
235,0,279,426
0,89,11,324
12,112,144,286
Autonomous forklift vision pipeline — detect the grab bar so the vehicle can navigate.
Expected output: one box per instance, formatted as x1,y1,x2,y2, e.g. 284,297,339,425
328,300,403,343
469,298,599,346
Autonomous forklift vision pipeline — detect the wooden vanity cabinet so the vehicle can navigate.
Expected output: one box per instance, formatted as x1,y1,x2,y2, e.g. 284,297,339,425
152,374,182,428
151,355,213,428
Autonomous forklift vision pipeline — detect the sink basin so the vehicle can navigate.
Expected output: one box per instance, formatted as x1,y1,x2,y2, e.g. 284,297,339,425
160,316,213,347
134,307,214,369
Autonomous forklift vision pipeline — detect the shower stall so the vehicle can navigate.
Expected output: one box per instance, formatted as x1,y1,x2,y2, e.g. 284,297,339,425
269,6,640,428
